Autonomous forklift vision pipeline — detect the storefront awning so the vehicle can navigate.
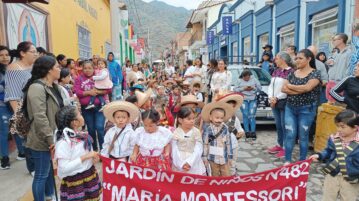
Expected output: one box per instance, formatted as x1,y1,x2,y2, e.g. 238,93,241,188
277,23,295,35
2,0,49,4
308,7,338,25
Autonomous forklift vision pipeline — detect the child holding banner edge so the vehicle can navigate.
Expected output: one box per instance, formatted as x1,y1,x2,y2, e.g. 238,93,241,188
309,109,359,201
202,101,235,177
130,109,173,170
171,107,206,175
54,106,102,201
101,101,140,161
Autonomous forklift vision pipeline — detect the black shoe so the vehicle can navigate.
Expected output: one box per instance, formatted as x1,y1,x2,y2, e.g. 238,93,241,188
16,153,26,161
0,156,10,170
245,132,251,139
251,132,257,140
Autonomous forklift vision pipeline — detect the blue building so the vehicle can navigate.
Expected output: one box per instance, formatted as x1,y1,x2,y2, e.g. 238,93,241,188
206,0,350,64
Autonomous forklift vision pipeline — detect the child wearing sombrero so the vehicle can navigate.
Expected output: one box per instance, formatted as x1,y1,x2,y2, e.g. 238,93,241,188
179,95,204,129
101,101,140,162
163,79,176,94
216,93,245,175
202,102,235,176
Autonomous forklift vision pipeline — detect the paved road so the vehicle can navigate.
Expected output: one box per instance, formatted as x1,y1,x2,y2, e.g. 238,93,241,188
1,125,358,200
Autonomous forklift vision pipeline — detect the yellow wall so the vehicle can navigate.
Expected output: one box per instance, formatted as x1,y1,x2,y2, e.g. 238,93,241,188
34,0,111,59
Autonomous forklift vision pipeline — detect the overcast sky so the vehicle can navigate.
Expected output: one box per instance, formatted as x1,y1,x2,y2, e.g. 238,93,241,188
142,0,202,10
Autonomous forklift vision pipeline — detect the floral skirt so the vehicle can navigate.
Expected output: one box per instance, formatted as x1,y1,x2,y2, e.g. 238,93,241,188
60,166,102,201
134,154,171,171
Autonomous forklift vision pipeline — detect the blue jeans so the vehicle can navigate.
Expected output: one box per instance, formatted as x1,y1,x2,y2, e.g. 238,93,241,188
0,105,26,156
319,86,327,105
89,95,106,106
240,100,257,132
112,85,123,101
272,107,286,147
31,149,54,201
81,105,105,151
0,104,12,157
284,103,317,162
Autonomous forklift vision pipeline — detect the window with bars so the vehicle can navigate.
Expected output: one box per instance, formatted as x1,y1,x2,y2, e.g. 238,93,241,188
78,25,92,59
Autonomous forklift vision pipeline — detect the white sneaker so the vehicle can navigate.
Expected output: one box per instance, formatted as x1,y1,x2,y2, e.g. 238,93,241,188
16,154,26,161
85,104,95,110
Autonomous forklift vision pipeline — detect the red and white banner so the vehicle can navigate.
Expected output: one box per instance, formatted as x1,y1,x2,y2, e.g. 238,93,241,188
101,156,311,201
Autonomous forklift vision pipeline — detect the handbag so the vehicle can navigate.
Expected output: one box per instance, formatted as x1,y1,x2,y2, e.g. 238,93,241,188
275,99,286,110
9,81,49,138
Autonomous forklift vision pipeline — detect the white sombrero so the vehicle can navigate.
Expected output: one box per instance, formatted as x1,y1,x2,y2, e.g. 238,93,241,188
135,88,153,107
201,101,234,123
216,92,244,111
103,101,140,123
180,94,204,108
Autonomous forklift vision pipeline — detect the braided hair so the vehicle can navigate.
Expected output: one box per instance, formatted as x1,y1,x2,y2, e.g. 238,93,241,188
55,106,77,141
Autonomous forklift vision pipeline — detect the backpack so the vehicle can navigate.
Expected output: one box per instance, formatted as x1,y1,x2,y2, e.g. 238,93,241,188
9,81,49,138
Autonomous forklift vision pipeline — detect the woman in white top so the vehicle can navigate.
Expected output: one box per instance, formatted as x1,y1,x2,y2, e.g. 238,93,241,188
210,59,232,98
130,109,172,170
126,63,146,87
55,106,101,201
172,107,206,175
267,52,294,158
184,58,206,84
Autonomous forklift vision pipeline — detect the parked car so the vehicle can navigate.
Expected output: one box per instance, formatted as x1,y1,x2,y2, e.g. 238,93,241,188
227,64,275,124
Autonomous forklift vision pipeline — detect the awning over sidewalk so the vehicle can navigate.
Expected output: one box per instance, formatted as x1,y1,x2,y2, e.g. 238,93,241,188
2,0,49,4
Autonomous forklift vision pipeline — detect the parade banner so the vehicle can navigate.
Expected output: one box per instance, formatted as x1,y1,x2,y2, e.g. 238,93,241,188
101,156,311,201
206,31,214,45
222,16,232,35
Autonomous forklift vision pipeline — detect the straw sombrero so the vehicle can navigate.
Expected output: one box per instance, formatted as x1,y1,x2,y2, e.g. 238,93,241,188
180,95,204,108
147,79,158,87
103,101,140,123
201,102,234,123
182,80,190,86
135,89,153,107
191,80,203,89
216,92,244,111
163,79,177,86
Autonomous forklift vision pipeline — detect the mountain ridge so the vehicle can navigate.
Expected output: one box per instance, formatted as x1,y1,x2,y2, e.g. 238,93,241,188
125,0,192,59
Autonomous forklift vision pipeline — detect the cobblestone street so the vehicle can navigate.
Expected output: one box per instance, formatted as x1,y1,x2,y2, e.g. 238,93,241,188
237,126,358,201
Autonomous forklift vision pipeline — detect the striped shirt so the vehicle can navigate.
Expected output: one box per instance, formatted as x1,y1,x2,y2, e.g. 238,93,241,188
330,76,359,113
4,68,32,102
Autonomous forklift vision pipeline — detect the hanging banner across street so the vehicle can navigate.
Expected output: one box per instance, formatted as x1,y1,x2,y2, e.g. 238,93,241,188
101,156,311,201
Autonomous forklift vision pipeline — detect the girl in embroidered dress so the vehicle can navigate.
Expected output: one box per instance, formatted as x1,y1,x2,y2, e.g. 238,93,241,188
101,101,140,161
55,106,102,201
172,107,206,175
130,109,172,170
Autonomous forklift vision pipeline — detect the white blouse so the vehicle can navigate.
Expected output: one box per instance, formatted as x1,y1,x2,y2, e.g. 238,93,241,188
55,128,93,179
210,71,232,93
101,124,136,158
171,127,206,175
135,126,172,157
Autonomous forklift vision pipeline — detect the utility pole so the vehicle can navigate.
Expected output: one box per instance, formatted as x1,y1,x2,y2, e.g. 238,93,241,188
170,40,175,65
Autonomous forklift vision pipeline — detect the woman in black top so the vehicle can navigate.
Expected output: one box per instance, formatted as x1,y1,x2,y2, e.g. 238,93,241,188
330,64,359,113
282,49,321,164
